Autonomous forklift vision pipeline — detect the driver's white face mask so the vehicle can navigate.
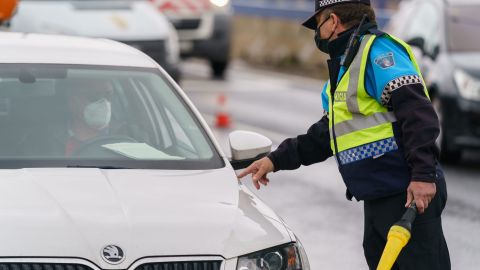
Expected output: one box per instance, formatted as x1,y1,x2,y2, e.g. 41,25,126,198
83,98,111,130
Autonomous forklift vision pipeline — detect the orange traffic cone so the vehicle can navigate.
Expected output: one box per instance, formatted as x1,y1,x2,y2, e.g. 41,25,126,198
215,94,231,128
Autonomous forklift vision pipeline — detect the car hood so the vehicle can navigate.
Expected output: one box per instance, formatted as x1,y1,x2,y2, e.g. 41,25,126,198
0,168,291,267
10,1,170,41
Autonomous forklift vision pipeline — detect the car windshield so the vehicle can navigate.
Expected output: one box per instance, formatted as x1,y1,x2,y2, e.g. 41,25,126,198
0,64,224,169
447,5,480,52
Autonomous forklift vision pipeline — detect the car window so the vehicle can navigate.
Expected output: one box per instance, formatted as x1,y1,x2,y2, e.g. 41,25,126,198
0,64,224,169
446,5,480,52
403,1,440,55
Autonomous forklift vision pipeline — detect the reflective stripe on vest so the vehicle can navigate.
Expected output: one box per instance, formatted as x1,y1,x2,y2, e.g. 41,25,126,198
332,111,397,137
326,34,428,158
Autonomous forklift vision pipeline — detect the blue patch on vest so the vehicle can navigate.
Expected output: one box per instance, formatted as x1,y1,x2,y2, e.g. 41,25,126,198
374,52,395,69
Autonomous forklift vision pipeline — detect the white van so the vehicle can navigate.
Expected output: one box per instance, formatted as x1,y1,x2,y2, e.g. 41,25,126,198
151,0,232,78
9,0,181,82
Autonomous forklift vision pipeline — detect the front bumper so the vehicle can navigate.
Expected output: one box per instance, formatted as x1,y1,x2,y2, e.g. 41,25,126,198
442,96,480,149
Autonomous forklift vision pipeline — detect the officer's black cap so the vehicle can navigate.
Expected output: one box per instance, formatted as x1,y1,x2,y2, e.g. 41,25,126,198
302,0,371,30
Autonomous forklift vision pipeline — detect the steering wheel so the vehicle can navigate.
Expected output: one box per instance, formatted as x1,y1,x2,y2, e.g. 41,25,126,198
71,135,137,157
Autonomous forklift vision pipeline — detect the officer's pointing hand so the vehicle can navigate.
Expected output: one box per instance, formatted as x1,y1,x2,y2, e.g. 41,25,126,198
237,157,274,190
406,181,436,214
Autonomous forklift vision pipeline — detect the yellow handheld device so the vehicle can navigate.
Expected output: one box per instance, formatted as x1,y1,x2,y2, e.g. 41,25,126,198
377,202,417,270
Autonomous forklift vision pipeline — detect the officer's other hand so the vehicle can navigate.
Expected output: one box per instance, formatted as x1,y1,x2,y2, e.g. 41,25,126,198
405,181,436,214
237,157,274,190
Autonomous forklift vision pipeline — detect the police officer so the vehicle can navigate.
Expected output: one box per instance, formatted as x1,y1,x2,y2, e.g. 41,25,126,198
237,0,451,269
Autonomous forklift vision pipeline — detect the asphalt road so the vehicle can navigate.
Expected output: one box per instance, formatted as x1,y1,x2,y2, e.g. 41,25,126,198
181,60,480,270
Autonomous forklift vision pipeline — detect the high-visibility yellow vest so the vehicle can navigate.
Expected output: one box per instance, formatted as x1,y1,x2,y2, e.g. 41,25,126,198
325,34,429,161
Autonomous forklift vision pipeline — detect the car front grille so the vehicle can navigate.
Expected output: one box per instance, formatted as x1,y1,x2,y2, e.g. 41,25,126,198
0,261,222,270
0,263,92,270
136,261,222,270
172,19,201,30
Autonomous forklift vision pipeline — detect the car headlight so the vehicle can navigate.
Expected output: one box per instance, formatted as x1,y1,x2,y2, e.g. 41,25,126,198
454,69,480,101
210,0,229,8
236,242,310,270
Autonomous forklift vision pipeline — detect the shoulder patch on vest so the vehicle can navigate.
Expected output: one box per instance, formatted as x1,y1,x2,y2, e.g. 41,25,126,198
374,52,395,69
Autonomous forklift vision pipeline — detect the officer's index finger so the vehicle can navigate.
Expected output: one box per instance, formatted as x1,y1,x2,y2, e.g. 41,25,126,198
236,163,256,179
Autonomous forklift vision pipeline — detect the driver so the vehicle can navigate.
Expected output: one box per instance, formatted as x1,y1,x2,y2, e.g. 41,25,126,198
65,78,114,156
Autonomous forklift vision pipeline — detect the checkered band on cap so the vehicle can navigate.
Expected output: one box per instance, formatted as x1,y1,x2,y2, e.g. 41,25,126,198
337,137,398,165
319,0,352,8
316,0,370,9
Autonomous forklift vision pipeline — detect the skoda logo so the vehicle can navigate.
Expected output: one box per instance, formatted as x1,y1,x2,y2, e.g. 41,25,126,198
101,245,125,265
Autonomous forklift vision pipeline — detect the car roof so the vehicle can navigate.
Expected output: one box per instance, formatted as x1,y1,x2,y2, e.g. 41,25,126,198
0,32,158,68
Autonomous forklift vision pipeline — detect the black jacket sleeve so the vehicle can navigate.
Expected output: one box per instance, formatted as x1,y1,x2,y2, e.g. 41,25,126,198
267,115,333,172
390,83,439,182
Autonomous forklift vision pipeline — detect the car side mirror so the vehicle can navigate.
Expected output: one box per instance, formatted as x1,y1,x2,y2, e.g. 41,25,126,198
228,130,272,170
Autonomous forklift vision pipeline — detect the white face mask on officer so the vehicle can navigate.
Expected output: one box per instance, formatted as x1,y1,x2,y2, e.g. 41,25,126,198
83,98,111,130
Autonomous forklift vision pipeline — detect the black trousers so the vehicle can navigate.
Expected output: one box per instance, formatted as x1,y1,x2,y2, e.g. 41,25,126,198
363,173,451,270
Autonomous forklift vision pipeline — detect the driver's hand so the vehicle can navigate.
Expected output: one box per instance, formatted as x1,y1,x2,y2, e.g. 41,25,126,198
237,157,274,190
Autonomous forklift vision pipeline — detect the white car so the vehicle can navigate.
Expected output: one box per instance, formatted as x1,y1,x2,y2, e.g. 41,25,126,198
9,0,181,82
0,32,310,270
150,0,232,78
